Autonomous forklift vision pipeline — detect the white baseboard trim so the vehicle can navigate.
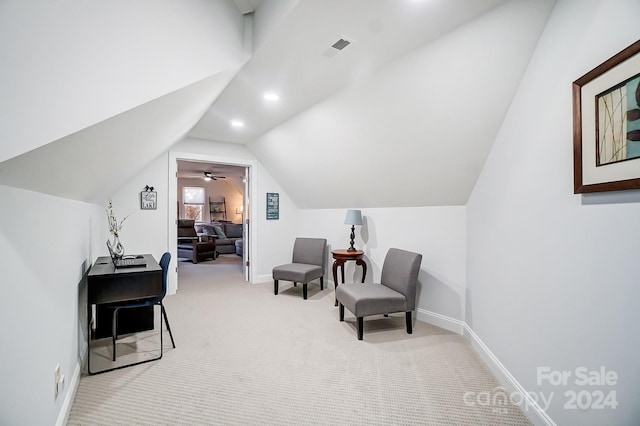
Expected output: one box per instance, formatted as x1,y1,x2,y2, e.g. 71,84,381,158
55,343,86,426
416,308,465,334
417,309,556,426
253,273,273,284
252,275,339,286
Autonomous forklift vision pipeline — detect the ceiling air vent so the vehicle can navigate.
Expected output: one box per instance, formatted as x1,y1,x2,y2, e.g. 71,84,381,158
322,35,354,58
332,38,351,50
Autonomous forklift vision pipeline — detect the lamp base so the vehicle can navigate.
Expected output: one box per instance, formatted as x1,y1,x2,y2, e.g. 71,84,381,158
347,225,357,252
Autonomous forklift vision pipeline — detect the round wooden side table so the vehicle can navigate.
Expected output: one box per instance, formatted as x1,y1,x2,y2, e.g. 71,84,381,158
331,249,367,306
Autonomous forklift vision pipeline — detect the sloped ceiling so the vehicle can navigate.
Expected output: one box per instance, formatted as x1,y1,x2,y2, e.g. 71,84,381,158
0,73,236,203
0,0,557,209
192,0,557,208
190,0,509,143
0,0,246,202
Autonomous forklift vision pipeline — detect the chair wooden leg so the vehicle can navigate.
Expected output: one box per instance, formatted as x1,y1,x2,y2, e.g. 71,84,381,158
303,283,308,300
357,317,364,340
406,311,413,334
274,280,279,295
339,303,344,321
320,276,324,290
162,304,176,349
293,282,297,287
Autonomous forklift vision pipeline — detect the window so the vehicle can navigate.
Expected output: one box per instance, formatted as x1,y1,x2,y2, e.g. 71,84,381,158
183,187,205,221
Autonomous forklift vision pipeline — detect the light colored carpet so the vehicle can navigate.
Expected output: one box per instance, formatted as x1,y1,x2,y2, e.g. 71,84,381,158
68,261,531,425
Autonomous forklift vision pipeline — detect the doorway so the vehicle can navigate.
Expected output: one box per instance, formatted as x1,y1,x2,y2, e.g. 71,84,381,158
177,160,246,264
168,153,255,294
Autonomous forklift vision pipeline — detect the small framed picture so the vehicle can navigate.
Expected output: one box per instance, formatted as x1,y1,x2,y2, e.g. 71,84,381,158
141,191,157,210
266,192,279,220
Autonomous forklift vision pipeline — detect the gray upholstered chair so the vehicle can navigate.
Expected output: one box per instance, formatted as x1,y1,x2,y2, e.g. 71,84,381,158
273,238,327,300
335,248,422,340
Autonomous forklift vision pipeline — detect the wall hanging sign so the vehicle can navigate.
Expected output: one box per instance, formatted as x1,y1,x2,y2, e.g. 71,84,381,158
266,192,279,220
573,39,640,193
141,185,157,210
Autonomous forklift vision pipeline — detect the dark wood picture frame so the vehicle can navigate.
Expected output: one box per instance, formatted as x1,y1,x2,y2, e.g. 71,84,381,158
573,39,640,194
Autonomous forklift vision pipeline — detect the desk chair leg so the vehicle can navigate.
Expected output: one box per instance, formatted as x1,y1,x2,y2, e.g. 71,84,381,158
161,304,176,349
159,304,164,358
406,311,413,334
357,317,364,340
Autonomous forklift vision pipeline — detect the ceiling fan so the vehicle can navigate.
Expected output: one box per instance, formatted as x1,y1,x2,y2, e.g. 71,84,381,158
203,172,226,181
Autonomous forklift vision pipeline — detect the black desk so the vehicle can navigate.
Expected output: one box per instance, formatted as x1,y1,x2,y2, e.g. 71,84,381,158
87,254,162,374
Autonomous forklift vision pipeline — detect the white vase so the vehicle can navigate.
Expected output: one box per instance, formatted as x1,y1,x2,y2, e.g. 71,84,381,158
110,235,125,258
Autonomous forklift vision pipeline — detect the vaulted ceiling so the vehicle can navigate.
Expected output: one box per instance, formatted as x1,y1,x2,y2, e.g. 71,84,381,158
193,0,557,207
0,0,557,208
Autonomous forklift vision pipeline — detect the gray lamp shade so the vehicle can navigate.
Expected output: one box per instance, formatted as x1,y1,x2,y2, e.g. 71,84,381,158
344,209,362,225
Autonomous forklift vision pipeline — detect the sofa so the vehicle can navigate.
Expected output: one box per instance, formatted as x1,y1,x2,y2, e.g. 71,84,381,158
196,222,243,255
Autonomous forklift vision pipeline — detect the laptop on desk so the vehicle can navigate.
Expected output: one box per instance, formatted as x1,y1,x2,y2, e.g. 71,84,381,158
106,240,147,268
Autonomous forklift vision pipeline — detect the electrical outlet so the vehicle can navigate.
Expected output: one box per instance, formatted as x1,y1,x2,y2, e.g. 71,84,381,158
54,364,60,398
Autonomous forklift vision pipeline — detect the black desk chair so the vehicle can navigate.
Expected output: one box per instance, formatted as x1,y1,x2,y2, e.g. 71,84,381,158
110,252,176,361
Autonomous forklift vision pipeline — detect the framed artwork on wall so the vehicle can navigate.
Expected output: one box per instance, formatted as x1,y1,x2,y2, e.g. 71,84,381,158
266,192,279,220
573,39,640,193
141,190,157,210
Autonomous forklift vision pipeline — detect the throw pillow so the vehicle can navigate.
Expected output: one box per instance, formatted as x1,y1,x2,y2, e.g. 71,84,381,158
213,225,227,239
200,226,213,236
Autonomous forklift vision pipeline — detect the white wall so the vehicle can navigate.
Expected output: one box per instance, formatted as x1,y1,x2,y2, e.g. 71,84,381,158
254,162,299,281
0,185,102,425
297,206,466,319
467,0,640,424
108,152,171,265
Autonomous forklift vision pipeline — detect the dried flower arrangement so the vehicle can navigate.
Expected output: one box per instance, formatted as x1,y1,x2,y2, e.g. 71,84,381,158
106,198,128,237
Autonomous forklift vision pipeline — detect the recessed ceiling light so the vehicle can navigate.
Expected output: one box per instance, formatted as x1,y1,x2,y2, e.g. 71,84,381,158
230,120,245,128
263,92,279,101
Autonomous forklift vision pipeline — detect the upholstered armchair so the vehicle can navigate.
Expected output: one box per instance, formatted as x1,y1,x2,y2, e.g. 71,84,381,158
273,238,327,300
335,248,422,340
177,219,217,263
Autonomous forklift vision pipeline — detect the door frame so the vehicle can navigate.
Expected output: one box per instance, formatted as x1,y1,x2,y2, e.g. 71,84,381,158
168,150,258,294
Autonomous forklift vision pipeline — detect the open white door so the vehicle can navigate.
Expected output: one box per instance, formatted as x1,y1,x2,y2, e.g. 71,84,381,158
243,167,250,282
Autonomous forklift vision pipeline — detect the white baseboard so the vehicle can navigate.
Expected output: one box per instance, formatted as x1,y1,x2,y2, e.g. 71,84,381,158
253,273,272,284
416,308,465,334
417,309,556,426
55,343,86,426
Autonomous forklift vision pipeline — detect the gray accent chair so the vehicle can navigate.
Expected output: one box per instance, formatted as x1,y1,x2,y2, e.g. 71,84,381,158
273,238,327,300
335,248,422,340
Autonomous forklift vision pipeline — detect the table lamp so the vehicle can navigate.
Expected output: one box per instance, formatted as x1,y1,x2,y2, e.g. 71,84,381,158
344,209,362,252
